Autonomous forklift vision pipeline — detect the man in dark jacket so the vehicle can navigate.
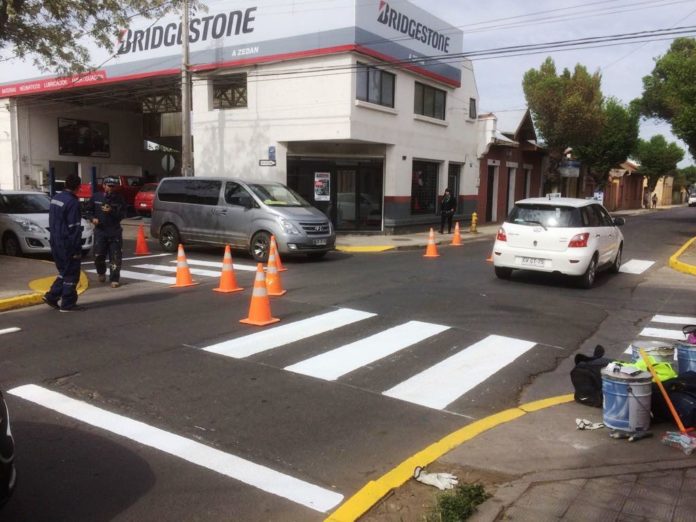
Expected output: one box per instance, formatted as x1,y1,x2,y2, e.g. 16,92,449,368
86,177,126,287
439,187,457,234
43,174,85,312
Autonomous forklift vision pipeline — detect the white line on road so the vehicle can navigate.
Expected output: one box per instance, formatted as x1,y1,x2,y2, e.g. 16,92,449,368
383,335,537,410
82,253,171,265
8,385,343,513
203,308,377,358
88,269,176,285
285,321,449,381
178,259,257,272
651,315,696,325
0,327,21,336
134,264,221,278
639,327,686,341
619,259,655,274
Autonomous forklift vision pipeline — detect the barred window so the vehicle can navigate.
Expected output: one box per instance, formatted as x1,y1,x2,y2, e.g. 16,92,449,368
213,74,247,110
469,97,477,119
356,63,395,108
411,161,439,214
414,82,446,120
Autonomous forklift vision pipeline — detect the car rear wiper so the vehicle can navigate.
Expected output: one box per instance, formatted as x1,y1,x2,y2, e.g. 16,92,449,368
522,219,547,231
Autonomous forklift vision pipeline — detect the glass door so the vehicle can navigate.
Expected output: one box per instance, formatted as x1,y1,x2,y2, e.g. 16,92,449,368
336,169,357,230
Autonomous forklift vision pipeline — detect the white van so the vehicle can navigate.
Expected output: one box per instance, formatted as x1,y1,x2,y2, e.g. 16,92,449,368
150,177,335,261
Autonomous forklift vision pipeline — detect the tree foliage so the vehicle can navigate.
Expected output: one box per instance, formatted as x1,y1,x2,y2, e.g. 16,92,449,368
641,37,696,159
676,165,696,191
575,98,640,187
0,0,191,75
523,57,605,186
634,135,684,191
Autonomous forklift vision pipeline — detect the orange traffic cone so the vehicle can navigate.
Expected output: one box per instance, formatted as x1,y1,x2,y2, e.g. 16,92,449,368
423,228,440,258
266,244,287,296
271,236,287,272
170,244,198,288
135,224,151,255
240,264,280,326
214,245,243,293
451,222,462,246
486,251,493,263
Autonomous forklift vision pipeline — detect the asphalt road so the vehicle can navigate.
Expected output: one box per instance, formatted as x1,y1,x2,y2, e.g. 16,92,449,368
1,207,695,521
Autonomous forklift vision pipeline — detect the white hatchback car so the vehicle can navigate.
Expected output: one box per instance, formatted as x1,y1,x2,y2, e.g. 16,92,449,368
492,197,624,288
0,190,94,257
688,193,696,207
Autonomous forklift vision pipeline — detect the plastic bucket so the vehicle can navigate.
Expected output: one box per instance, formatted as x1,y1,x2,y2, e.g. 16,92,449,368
630,340,674,364
601,368,652,432
675,342,696,375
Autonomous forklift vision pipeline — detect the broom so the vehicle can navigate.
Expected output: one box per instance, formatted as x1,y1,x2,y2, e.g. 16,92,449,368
639,348,696,455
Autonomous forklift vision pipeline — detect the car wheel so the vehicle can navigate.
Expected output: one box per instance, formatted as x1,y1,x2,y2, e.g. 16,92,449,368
609,245,622,274
307,251,327,260
579,255,598,289
494,266,512,279
159,224,180,253
250,231,271,262
2,233,22,256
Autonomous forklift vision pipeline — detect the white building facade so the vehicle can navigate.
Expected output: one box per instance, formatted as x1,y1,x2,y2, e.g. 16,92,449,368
0,0,481,232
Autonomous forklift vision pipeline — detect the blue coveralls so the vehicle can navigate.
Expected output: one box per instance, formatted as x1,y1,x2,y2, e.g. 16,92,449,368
86,191,125,283
45,190,83,309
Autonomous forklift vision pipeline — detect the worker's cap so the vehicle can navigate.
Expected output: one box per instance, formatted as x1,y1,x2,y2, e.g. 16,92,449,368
104,177,119,186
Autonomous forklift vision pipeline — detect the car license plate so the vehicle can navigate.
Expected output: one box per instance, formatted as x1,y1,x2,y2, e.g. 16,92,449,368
521,256,545,267
314,239,327,246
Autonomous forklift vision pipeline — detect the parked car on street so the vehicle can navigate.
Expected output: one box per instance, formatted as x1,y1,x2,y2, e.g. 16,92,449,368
0,391,16,506
0,190,94,257
133,183,158,216
688,193,696,207
492,197,625,288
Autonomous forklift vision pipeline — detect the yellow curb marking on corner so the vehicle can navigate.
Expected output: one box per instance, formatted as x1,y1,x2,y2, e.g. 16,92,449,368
336,246,396,253
28,272,89,295
0,272,90,313
669,236,696,276
0,293,44,313
325,394,575,522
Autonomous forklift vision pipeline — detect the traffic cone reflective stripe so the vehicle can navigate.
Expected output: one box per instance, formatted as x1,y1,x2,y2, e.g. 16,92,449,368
266,245,287,296
271,236,287,272
423,228,440,258
451,222,462,246
214,245,243,293
135,224,151,255
240,263,280,326
170,244,198,287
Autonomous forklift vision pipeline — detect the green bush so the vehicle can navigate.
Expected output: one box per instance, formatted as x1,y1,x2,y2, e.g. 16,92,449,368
426,483,490,522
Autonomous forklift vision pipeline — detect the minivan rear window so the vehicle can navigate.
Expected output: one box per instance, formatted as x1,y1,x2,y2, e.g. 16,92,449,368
507,204,583,228
158,179,221,206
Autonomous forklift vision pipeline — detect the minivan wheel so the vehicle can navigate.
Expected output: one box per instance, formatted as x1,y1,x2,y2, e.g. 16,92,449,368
609,245,622,274
159,224,180,253
579,256,598,289
250,231,271,262
2,233,22,256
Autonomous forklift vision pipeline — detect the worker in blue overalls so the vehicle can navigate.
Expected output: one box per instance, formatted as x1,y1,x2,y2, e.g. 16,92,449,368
43,174,85,312
85,177,126,288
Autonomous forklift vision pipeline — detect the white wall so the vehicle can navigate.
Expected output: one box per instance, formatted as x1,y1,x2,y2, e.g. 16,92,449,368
0,99,16,189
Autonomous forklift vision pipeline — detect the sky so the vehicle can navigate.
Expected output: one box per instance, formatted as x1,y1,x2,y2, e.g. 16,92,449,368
1,0,694,166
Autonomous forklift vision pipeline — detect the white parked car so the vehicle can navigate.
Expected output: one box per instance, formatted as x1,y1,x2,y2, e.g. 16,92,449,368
492,197,625,288
0,190,94,257
688,193,696,207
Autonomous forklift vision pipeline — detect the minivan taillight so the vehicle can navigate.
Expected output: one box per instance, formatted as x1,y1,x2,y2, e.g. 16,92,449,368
568,233,589,248
496,228,507,242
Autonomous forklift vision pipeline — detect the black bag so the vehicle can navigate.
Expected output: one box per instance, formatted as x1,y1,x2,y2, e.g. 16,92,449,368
571,345,612,407
651,371,696,425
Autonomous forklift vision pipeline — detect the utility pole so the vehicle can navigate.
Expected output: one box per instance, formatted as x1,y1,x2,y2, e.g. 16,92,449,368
181,0,193,177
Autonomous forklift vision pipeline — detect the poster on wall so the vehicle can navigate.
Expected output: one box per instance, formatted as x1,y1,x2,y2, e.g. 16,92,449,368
58,118,110,157
314,172,330,201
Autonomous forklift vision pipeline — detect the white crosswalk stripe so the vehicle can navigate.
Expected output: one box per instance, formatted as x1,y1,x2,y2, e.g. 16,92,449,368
619,259,654,274
87,268,176,285
181,259,257,272
623,314,691,354
134,264,222,278
0,327,21,336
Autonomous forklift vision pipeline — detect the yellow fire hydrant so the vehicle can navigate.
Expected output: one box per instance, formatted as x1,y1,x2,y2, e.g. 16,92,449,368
470,212,478,234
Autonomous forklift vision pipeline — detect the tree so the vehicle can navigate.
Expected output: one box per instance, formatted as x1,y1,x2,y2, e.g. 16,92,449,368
575,98,640,188
641,37,696,159
676,165,696,192
634,135,684,191
0,1,193,75
523,57,605,190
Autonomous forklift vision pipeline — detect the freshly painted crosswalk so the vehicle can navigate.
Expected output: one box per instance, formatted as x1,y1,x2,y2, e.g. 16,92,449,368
619,259,655,274
0,327,21,336
623,313,695,354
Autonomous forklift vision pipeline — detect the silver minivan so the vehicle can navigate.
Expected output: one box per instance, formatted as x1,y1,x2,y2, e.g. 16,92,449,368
150,177,335,261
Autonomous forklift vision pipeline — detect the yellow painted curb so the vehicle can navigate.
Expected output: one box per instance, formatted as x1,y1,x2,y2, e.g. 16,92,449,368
325,394,575,522
0,272,89,313
669,236,696,276
0,293,44,313
336,246,396,253
28,271,89,294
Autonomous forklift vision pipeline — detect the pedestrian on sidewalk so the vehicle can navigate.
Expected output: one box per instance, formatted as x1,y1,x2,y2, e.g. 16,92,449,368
86,177,125,288
43,174,86,312
439,187,457,234
652,193,658,209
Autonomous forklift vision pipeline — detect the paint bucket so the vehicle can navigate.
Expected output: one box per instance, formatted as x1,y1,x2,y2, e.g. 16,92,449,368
601,366,652,432
630,340,675,364
675,342,696,375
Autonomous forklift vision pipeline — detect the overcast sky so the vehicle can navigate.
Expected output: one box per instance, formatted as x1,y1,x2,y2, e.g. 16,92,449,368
413,0,696,166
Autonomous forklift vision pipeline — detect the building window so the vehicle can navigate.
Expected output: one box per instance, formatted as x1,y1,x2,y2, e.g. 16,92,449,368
447,163,461,204
414,82,446,120
356,63,395,108
411,161,439,214
213,74,247,109
469,98,477,119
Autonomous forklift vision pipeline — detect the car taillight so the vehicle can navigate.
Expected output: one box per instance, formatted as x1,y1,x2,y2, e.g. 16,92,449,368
496,228,507,241
568,232,589,248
